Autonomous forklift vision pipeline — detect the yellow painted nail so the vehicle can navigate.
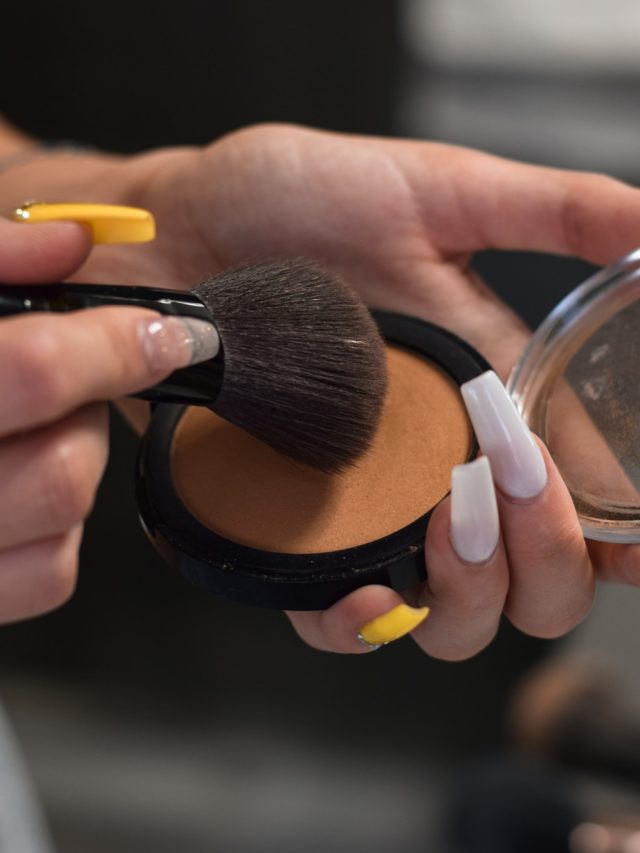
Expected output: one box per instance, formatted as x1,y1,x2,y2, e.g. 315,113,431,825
357,604,429,647
11,202,156,244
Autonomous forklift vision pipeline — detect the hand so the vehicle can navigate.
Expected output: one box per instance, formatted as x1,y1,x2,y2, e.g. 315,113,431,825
0,217,215,624
5,124,640,652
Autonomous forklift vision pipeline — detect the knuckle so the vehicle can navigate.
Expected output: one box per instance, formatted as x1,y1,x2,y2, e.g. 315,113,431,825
42,440,97,529
217,123,305,166
233,121,296,144
432,578,505,620
464,588,508,620
427,544,508,616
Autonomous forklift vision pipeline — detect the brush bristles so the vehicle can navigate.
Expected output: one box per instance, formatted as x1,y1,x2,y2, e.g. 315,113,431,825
193,260,387,472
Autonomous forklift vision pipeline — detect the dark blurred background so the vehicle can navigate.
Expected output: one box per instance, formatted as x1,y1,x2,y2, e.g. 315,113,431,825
1,2,639,852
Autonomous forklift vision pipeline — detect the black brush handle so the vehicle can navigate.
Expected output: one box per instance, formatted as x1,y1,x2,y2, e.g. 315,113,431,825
0,282,224,406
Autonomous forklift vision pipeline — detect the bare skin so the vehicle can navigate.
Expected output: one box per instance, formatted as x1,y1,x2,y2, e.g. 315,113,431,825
0,123,639,653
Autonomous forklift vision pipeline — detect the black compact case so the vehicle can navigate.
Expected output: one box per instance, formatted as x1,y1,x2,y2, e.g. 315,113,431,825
136,312,490,610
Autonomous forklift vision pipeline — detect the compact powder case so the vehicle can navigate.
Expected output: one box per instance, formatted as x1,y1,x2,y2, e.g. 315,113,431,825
136,312,490,609
137,250,640,609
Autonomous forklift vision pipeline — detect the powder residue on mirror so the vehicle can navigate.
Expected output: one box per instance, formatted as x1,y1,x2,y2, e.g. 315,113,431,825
171,345,472,553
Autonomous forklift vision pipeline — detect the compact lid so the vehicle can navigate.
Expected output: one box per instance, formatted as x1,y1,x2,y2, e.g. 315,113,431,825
508,249,640,542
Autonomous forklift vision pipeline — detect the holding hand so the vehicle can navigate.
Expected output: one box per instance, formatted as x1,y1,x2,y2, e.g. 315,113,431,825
2,124,640,653
0,217,213,624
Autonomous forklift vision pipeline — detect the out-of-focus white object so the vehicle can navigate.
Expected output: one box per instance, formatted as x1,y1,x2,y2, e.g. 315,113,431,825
404,0,640,72
0,702,54,853
399,0,640,175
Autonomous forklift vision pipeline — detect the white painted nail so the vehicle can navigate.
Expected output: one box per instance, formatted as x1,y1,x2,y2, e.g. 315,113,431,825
450,456,500,563
461,371,547,500
139,316,220,372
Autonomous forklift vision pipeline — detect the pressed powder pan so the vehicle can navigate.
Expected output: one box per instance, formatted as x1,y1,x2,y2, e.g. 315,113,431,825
136,312,490,609
171,345,471,554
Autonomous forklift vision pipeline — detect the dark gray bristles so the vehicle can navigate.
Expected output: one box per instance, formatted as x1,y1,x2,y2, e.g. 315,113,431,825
192,260,388,473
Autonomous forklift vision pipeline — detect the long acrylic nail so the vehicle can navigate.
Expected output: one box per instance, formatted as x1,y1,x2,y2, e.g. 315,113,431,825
461,371,547,500
450,456,500,563
357,604,429,648
11,202,156,244
139,316,220,372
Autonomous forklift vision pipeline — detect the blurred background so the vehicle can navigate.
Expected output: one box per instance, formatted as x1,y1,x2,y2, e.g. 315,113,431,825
1,1,640,851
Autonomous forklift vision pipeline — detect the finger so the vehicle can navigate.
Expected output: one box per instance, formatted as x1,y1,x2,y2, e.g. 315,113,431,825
587,539,640,586
0,404,108,550
500,442,594,638
0,524,83,625
286,585,428,654
412,457,509,661
462,371,595,639
0,307,215,437
0,218,92,282
402,141,640,264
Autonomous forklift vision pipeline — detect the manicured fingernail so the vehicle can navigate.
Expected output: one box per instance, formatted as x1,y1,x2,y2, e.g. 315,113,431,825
357,604,429,647
461,371,547,500
450,456,500,563
139,316,220,372
11,202,155,244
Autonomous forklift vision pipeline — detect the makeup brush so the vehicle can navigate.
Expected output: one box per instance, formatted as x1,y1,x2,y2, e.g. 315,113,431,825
0,259,387,472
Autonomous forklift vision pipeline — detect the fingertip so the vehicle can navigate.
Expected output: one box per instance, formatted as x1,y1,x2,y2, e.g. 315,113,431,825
287,585,413,654
0,218,93,282
356,601,430,649
323,585,413,652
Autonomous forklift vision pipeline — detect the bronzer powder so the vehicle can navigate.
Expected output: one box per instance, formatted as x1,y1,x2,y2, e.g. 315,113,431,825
170,345,472,553
137,311,490,608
